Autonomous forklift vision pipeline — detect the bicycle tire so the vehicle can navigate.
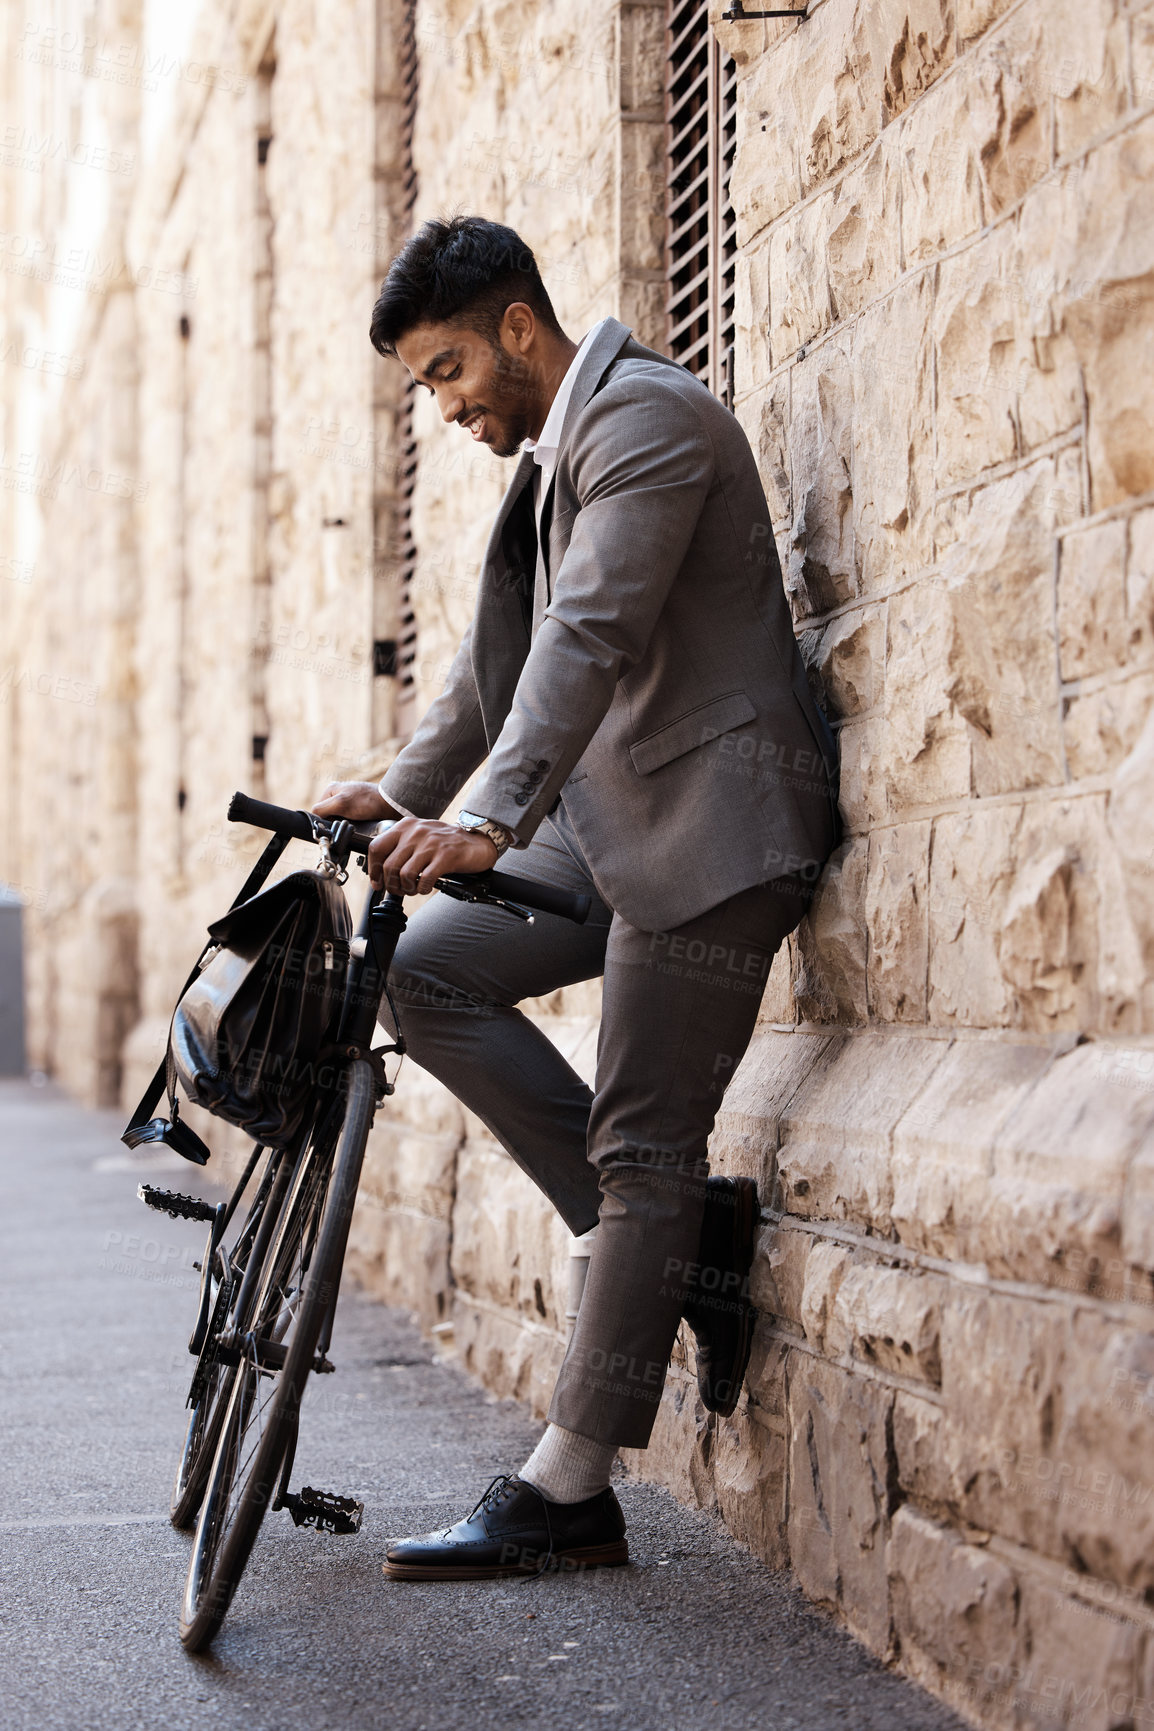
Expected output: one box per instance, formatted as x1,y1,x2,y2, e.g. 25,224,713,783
170,1290,235,1530
169,1148,285,1530
179,1059,378,1651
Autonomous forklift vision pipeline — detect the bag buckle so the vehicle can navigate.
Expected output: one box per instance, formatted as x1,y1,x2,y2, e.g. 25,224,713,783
121,1114,212,1167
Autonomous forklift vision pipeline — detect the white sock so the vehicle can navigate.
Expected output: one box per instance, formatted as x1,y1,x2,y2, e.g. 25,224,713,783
519,1424,617,1504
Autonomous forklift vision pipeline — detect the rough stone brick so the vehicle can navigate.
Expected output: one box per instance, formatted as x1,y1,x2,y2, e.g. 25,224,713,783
902,1290,1069,1549
788,1354,895,1655
734,369,790,525
768,193,835,364
1049,0,1130,164
887,1504,1020,1711
799,1239,853,1352
1050,1307,1154,1589
897,71,986,265
1135,8,1154,113
453,1295,566,1423
1057,121,1154,510
935,462,1066,796
826,137,903,325
834,713,892,831
776,1030,951,1229
967,3,1054,217
792,0,888,198
755,1220,814,1329
756,934,797,1026
890,1037,1053,1260
866,820,931,1023
928,803,1024,1028
1012,1573,1145,1731
793,837,870,1024
1064,673,1154,782
957,0,1014,43
988,1029,1154,1287
708,1027,840,1192
1125,505,1154,664
1122,1112,1154,1275
1106,707,1154,1009
900,1289,1154,1587
732,236,773,396
788,0,955,206
785,336,855,618
851,271,934,590
1058,518,1130,681
710,1406,790,1569
882,582,973,812
935,225,1082,490
832,1263,946,1384
729,58,802,245
801,603,885,723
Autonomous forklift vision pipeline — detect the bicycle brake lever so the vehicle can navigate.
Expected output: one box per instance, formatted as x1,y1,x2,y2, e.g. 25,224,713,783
436,878,533,923
487,897,533,923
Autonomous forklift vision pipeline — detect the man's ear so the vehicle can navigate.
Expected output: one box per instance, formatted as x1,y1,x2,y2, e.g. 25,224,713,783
501,302,536,354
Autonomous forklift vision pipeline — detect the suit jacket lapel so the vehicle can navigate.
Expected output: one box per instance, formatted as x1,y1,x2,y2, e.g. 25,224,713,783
534,318,633,600
470,322,634,741
553,318,632,466
471,447,536,748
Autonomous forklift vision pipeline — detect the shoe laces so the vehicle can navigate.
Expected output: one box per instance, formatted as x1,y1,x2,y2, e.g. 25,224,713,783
465,1473,557,1580
466,1473,520,1522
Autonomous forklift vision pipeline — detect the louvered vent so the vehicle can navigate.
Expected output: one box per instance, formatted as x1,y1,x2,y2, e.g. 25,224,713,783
393,0,420,734
665,1,737,406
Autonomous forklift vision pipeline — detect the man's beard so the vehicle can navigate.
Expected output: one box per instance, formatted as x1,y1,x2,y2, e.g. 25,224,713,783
481,345,534,458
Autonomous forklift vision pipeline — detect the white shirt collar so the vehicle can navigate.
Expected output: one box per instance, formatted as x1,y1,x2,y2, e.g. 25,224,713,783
524,319,607,474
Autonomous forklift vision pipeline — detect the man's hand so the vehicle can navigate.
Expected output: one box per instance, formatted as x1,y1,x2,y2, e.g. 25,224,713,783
312,780,400,823
367,817,498,895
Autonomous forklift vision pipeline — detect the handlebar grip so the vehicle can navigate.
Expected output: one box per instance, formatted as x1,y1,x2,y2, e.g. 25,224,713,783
487,869,592,926
227,791,315,843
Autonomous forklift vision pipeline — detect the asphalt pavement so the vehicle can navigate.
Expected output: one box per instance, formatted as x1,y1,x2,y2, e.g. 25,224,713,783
0,1078,968,1731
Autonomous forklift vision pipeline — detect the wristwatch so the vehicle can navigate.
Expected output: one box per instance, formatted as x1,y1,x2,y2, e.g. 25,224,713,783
457,810,514,857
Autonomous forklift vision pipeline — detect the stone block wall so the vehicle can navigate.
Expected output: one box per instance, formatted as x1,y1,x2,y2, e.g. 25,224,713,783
5,0,1154,1723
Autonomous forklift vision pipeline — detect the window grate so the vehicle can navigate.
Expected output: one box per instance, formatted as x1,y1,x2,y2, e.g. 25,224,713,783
665,2,737,407
393,0,420,734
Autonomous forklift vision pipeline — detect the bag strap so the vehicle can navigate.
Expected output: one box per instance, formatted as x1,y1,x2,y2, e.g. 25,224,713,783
121,831,293,1140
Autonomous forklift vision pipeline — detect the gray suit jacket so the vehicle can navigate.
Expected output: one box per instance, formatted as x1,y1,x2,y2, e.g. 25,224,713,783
381,318,839,931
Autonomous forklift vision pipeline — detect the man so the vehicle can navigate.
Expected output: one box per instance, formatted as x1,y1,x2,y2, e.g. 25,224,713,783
315,215,838,1580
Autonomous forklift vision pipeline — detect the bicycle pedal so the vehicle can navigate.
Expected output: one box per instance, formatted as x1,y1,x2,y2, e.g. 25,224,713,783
137,1184,218,1224
283,1486,363,1535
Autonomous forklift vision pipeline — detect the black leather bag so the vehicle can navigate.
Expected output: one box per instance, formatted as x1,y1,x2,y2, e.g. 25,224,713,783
168,869,352,1149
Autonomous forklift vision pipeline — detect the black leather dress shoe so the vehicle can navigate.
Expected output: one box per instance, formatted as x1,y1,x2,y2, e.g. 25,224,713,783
382,1475,629,1580
683,1175,759,1417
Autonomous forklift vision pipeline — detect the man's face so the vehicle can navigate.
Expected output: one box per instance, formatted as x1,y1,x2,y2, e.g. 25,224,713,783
396,314,536,459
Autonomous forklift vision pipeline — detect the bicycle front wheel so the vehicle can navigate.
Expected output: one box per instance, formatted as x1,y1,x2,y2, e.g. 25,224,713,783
179,1059,378,1651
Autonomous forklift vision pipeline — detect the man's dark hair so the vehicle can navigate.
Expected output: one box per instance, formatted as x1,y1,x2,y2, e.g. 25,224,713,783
370,215,563,357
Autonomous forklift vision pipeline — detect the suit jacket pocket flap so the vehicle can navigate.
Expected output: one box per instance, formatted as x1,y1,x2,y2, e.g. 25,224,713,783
629,692,756,776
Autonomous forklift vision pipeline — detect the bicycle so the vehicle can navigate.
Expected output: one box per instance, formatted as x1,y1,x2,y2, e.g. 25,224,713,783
129,791,589,1651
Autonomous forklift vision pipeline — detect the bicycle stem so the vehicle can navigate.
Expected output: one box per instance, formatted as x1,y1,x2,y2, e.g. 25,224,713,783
337,889,408,1050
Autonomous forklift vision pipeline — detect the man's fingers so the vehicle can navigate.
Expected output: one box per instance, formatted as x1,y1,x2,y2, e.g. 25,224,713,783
367,824,403,887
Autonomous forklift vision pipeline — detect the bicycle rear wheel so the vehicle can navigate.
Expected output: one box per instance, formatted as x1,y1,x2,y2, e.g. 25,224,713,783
179,1059,377,1651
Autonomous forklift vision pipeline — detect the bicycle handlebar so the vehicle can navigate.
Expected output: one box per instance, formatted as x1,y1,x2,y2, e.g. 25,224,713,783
227,791,591,926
